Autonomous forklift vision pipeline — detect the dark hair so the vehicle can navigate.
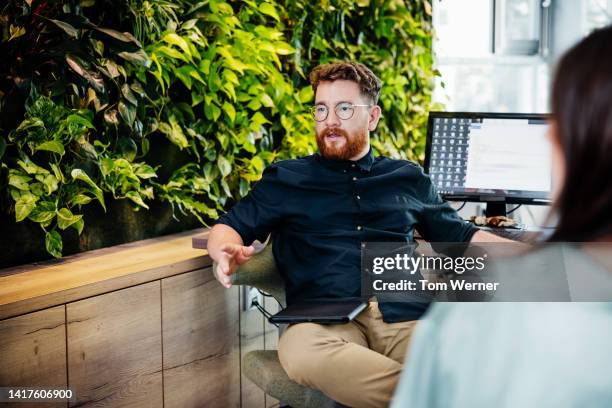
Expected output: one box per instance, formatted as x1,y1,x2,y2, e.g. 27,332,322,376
309,61,382,104
548,24,612,241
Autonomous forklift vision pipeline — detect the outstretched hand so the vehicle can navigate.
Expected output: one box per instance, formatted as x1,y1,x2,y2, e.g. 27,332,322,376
214,243,255,288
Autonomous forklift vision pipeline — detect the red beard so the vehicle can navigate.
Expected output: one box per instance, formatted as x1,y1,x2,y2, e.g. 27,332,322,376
316,127,368,160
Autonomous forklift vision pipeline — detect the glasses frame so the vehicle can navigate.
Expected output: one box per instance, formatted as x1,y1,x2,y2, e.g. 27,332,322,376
310,102,372,122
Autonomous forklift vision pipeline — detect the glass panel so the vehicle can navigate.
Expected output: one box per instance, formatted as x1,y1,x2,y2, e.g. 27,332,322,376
433,0,493,58
505,0,540,41
495,0,541,55
433,63,549,113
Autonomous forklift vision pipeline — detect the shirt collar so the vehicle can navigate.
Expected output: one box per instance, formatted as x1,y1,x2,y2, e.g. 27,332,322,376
316,146,375,172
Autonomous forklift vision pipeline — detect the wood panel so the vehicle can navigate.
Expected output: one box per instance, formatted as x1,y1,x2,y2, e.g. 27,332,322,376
0,306,67,408
263,297,281,408
161,268,240,408
0,229,210,321
66,282,162,407
240,289,266,408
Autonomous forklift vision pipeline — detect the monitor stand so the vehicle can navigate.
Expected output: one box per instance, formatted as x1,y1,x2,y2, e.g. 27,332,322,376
485,201,506,217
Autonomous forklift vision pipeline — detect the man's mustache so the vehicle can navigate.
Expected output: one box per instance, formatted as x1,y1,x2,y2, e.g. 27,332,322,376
319,127,350,139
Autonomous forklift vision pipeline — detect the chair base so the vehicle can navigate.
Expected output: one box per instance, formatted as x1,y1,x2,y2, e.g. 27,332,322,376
243,350,337,408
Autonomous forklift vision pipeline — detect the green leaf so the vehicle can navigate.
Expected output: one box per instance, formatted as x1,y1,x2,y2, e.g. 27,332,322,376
117,137,138,161
239,178,249,197
35,141,65,156
223,102,236,123
273,41,294,55
158,116,189,149
72,218,85,235
247,99,261,111
45,230,63,258
134,164,157,179
15,193,38,222
50,163,64,182
217,155,232,177
27,201,57,223
251,156,265,174
156,45,186,61
41,174,59,195
125,191,149,209
76,136,98,160
71,169,106,210
204,103,221,122
121,84,138,105
18,159,48,175
162,33,191,58
261,93,274,108
9,174,32,190
118,49,150,67
220,178,232,198
175,67,193,90
71,194,93,206
57,208,83,230
192,91,204,107
298,86,314,103
66,114,95,130
30,182,45,196
118,101,136,127
259,3,280,21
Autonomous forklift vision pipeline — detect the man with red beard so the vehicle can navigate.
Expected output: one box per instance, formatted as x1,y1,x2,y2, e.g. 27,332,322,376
208,61,505,408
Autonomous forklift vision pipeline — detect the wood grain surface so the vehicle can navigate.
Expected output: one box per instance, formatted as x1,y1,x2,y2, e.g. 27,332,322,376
0,305,67,408
161,268,240,408
66,282,163,408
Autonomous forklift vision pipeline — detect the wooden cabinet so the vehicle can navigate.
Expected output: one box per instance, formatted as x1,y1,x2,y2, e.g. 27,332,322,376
66,282,163,407
162,269,240,408
0,230,277,408
0,306,67,408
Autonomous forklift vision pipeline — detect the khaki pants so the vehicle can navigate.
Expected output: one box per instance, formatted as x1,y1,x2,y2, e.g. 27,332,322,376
278,301,418,408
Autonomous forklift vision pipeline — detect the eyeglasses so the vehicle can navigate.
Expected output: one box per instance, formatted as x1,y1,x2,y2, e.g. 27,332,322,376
310,102,371,122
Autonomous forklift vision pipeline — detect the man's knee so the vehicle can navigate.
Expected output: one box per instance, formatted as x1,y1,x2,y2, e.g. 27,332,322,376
278,323,332,384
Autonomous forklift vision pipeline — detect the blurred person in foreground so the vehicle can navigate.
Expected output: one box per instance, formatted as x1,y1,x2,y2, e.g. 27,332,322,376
391,25,612,408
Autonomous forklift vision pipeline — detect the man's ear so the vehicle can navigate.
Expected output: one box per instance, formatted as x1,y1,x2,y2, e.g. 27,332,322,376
368,105,382,131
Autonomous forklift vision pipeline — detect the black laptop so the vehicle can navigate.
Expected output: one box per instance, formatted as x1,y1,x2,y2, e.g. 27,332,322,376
268,298,368,324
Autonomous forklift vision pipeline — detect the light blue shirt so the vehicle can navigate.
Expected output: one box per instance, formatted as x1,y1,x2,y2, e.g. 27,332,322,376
392,248,612,407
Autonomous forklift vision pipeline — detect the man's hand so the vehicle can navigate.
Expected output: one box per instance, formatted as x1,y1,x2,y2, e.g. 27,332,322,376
214,243,255,288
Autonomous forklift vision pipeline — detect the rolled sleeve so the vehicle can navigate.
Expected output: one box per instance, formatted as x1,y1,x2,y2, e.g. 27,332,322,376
416,174,477,242
216,165,284,245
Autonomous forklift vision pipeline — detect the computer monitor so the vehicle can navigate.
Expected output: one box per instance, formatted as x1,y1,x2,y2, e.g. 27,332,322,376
424,112,552,217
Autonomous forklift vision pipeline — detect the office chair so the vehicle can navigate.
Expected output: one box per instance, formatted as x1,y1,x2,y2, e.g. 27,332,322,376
212,243,337,408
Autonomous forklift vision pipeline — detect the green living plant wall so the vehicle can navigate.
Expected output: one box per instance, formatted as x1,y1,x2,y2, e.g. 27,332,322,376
0,0,436,260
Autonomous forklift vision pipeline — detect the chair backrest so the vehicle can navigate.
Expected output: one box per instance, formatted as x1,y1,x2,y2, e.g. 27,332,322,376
214,244,286,307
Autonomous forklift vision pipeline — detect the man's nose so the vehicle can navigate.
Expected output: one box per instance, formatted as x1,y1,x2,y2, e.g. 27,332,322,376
325,108,341,127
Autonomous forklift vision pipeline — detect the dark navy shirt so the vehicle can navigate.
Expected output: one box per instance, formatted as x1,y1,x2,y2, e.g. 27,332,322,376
217,148,477,322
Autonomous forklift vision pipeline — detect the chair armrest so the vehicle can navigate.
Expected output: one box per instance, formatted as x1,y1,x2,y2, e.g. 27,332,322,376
213,244,286,306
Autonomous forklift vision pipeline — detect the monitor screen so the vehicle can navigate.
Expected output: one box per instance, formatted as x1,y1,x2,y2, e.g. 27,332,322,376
424,112,552,204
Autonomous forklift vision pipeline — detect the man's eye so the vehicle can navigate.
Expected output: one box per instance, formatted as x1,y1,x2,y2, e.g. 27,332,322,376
316,106,327,113
339,104,351,111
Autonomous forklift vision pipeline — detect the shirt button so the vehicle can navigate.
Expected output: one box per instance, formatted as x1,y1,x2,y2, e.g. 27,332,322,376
356,195,361,200
357,225,362,231
351,164,356,168
343,169,347,173
352,176,357,181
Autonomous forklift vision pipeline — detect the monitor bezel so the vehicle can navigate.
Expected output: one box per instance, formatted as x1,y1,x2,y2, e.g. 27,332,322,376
424,111,552,205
